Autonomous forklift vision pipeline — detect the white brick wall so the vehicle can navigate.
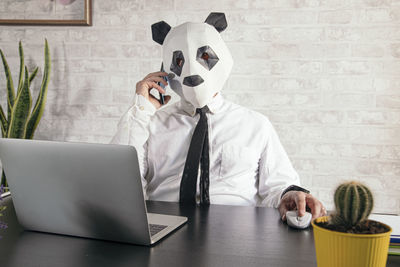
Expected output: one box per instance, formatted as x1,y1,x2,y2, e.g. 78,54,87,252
0,0,399,214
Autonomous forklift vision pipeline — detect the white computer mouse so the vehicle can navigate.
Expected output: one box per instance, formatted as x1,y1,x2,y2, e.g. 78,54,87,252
286,210,312,229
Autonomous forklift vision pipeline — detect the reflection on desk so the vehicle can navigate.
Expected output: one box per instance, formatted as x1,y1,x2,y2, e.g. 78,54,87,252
0,196,399,267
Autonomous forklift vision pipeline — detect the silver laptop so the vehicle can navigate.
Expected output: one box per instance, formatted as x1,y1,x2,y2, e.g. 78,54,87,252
0,138,187,245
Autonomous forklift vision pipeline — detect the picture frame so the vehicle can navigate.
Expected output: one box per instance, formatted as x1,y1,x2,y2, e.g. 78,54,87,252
0,0,92,26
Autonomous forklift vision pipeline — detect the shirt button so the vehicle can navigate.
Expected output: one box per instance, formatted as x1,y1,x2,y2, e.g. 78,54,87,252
139,106,145,111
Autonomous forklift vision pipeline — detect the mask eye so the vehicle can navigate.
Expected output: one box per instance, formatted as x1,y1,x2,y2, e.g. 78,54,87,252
170,50,184,77
176,58,183,67
201,52,209,61
197,46,218,70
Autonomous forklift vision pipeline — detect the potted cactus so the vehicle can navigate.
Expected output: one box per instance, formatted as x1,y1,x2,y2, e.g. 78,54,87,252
312,181,392,267
0,40,51,190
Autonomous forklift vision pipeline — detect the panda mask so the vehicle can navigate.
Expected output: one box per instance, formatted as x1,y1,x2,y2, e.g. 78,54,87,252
151,12,234,109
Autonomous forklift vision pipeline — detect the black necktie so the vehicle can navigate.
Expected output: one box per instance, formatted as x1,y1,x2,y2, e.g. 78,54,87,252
179,107,210,205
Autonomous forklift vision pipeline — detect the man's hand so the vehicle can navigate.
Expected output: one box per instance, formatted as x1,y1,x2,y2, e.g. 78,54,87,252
278,191,327,221
136,71,171,109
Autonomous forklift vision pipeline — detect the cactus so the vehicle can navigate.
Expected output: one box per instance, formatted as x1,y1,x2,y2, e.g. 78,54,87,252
330,181,374,229
0,40,51,189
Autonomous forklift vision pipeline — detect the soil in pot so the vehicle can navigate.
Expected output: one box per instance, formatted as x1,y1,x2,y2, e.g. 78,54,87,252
314,219,391,234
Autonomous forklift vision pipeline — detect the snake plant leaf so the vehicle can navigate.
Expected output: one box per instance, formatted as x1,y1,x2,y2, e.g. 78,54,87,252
29,67,39,84
17,41,24,96
0,105,6,137
0,49,15,123
25,39,50,140
7,66,31,138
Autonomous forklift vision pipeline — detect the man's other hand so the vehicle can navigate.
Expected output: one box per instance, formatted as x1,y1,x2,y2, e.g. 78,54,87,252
136,71,171,109
278,191,327,221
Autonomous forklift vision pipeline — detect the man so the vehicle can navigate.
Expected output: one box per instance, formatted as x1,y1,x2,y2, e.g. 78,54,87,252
111,12,326,222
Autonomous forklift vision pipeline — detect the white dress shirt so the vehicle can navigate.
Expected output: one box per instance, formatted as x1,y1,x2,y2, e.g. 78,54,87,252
111,93,301,208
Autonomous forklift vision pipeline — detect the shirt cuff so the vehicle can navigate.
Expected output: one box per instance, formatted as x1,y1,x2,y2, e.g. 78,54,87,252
280,185,310,199
134,94,157,116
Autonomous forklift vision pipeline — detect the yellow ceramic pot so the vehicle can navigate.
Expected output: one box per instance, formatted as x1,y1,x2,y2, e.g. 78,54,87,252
312,216,392,267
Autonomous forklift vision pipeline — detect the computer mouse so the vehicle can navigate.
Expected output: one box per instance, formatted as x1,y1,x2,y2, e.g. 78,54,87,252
286,210,312,229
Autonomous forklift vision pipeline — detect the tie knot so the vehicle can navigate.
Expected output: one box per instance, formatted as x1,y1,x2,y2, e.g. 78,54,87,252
196,106,208,115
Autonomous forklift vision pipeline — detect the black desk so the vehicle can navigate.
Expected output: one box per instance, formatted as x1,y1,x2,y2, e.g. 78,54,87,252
0,195,399,267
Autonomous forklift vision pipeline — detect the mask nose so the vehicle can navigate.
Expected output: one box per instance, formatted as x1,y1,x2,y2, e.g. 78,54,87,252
183,75,204,87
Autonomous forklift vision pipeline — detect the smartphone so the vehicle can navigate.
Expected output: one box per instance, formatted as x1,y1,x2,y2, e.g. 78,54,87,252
158,63,168,105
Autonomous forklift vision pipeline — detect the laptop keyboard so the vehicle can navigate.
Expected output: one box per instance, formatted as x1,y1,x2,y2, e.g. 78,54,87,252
149,224,168,236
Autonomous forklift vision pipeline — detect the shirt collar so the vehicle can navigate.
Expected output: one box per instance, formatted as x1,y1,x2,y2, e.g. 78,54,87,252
179,92,224,117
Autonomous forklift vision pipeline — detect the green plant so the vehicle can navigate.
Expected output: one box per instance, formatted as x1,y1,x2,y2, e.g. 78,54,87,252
329,181,374,230
0,40,51,189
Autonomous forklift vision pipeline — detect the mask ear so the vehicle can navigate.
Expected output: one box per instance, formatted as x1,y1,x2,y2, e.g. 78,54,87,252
151,21,171,45
205,12,227,33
